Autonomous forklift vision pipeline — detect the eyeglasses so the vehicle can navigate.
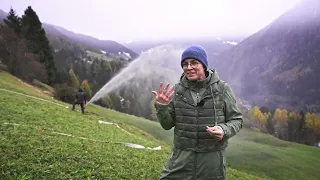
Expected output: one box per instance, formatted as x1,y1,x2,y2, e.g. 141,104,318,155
182,61,200,69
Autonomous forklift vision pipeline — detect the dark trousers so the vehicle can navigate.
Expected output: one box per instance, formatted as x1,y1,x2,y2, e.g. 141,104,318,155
72,102,85,114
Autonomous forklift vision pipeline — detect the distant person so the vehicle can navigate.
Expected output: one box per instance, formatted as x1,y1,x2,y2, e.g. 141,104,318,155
152,44,243,180
72,88,86,114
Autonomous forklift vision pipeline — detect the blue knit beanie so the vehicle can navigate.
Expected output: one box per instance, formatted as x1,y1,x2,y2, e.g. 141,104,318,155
181,44,208,70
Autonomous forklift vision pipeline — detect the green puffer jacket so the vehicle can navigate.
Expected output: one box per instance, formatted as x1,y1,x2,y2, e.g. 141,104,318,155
155,69,243,180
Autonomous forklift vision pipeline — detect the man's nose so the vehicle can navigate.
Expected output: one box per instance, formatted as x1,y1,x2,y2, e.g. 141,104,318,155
186,64,193,69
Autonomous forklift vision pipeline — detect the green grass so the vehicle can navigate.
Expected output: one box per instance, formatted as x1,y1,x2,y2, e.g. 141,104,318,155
0,72,55,101
90,106,174,146
1,71,319,180
0,91,170,179
226,130,320,180
31,79,55,93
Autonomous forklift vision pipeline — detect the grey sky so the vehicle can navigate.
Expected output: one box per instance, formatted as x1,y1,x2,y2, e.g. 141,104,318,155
0,0,301,42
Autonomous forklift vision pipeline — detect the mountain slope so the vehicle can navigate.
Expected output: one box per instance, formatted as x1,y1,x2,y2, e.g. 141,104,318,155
43,23,138,59
0,9,138,60
124,37,242,57
214,0,320,111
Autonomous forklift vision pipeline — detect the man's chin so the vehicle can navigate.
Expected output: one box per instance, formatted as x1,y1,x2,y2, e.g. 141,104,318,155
186,76,197,81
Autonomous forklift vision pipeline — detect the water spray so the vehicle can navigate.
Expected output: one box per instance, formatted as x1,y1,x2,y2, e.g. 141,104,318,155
87,44,184,105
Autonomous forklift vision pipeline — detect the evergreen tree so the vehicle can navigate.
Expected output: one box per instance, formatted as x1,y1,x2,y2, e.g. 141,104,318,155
297,110,306,143
41,36,57,84
266,116,275,135
68,69,80,90
90,59,101,92
20,6,57,84
101,95,113,109
3,7,21,34
260,106,270,113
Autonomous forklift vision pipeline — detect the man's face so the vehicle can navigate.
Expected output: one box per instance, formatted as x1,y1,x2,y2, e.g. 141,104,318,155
182,59,206,81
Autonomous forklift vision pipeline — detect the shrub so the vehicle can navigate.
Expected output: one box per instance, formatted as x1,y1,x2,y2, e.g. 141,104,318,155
54,83,76,103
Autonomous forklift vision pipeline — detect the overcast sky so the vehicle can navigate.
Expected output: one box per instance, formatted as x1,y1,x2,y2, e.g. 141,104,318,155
0,0,301,42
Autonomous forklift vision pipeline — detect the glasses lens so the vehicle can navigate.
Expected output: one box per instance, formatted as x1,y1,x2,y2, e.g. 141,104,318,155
183,61,198,68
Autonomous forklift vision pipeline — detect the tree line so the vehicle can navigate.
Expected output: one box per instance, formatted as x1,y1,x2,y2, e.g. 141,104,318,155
244,105,320,146
0,7,56,84
0,7,95,102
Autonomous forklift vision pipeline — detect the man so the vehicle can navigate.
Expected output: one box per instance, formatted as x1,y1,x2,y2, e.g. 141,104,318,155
72,88,86,114
152,44,243,180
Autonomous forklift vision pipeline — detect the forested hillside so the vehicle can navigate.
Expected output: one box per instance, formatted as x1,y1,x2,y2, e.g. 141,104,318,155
211,0,320,146
0,7,128,109
214,0,320,113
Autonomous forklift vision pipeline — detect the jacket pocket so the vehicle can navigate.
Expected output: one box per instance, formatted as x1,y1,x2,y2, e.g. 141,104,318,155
210,150,226,180
220,150,226,179
164,147,177,170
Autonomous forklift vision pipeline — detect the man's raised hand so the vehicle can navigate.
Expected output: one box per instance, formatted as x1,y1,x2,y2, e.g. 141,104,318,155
152,82,174,105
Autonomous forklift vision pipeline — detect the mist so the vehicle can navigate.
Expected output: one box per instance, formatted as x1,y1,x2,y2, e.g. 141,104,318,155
0,0,301,42
88,44,184,105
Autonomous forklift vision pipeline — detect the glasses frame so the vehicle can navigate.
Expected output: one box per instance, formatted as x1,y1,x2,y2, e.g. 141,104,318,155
182,61,200,69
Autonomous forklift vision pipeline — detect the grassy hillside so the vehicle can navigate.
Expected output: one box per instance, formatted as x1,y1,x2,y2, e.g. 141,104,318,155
227,130,320,179
91,106,174,146
93,105,320,180
0,72,262,179
0,72,54,101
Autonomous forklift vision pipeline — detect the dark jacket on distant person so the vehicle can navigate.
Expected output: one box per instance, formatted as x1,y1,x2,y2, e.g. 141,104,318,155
76,88,86,104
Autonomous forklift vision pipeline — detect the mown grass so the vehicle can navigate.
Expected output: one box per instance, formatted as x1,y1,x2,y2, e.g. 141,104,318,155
0,72,55,101
90,105,174,146
0,72,263,179
0,92,171,179
31,79,55,93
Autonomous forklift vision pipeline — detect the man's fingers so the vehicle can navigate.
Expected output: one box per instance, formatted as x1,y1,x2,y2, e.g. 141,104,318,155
160,93,169,101
152,91,157,96
211,131,222,135
163,83,170,93
209,129,222,135
206,128,214,133
159,82,163,94
208,126,219,131
206,126,223,140
207,129,215,134
167,90,175,99
166,86,174,96
206,127,222,135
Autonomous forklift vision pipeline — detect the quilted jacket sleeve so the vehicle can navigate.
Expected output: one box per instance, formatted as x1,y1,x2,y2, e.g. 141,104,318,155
154,101,176,130
218,83,243,139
